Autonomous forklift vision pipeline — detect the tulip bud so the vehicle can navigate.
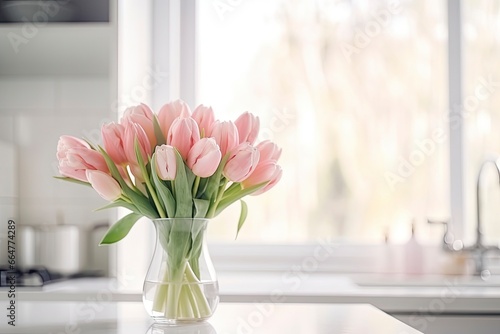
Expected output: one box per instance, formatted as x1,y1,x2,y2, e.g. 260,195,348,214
242,161,278,189
86,170,122,201
155,145,177,180
57,136,108,182
223,142,260,182
256,140,282,163
187,138,222,177
192,104,215,137
57,135,89,160
252,165,282,195
123,121,152,166
158,99,191,138
167,117,200,160
209,121,239,157
102,122,127,165
122,104,157,149
235,111,260,145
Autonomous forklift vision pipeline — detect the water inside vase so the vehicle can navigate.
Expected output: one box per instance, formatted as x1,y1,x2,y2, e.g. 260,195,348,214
143,280,219,322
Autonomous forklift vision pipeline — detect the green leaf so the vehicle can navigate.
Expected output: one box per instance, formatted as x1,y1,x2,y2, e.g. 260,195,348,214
193,198,210,218
214,182,267,217
153,115,166,146
189,221,206,278
98,146,127,187
203,154,229,202
53,176,91,187
173,151,193,218
151,154,176,218
122,184,159,218
94,199,139,212
166,220,195,279
185,165,196,191
100,212,142,245
134,138,147,175
135,140,166,218
235,200,248,239
196,177,209,197
221,182,242,198
99,146,158,218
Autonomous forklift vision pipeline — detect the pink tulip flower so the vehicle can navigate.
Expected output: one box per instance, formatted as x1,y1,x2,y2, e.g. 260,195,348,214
167,117,200,160
241,161,277,187
122,104,157,149
155,145,177,180
86,170,121,201
242,161,282,195
241,140,282,194
209,121,239,157
235,112,260,145
252,165,282,195
123,121,152,166
158,99,191,138
102,122,127,165
192,104,215,137
57,136,109,182
57,135,89,159
187,138,222,177
256,140,282,163
223,142,260,182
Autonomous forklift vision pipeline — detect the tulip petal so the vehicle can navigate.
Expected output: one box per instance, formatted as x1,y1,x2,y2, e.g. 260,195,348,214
86,170,122,201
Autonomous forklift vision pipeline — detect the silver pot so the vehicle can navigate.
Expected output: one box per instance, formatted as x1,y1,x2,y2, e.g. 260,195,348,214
17,225,36,268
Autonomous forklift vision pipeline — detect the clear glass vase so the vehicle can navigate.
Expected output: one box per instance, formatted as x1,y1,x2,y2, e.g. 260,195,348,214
142,218,219,324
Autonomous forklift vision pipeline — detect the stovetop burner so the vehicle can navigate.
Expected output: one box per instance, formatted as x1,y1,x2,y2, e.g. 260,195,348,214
0,266,103,287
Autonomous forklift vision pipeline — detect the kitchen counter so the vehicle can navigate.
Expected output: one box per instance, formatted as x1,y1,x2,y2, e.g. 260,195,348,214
3,272,500,314
0,301,422,333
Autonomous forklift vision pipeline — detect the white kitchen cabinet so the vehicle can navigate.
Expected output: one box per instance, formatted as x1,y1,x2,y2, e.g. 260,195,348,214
394,314,500,334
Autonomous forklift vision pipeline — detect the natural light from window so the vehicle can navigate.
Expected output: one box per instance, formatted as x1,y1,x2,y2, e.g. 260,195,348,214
197,0,448,244
463,0,500,245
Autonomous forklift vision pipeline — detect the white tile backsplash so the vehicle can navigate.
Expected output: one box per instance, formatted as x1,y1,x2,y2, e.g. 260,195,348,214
58,77,110,112
3,75,113,227
0,77,56,111
19,197,109,227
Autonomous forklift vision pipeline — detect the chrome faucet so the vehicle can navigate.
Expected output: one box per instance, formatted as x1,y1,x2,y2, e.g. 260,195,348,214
429,158,500,276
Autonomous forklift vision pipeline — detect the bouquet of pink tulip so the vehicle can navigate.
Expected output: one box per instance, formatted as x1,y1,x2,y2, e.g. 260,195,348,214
55,99,282,321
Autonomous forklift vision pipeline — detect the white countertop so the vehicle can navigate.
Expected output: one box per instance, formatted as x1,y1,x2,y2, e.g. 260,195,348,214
0,301,422,334
4,272,500,314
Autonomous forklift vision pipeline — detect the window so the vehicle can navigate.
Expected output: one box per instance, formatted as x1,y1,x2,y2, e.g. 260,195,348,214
115,0,500,279
197,0,449,243
463,0,500,245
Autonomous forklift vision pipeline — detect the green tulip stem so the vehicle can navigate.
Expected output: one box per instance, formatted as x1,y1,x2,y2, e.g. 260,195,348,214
119,195,132,204
137,162,166,218
151,222,212,320
171,181,176,200
145,177,166,218
192,176,201,198
207,178,229,218
152,261,211,320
